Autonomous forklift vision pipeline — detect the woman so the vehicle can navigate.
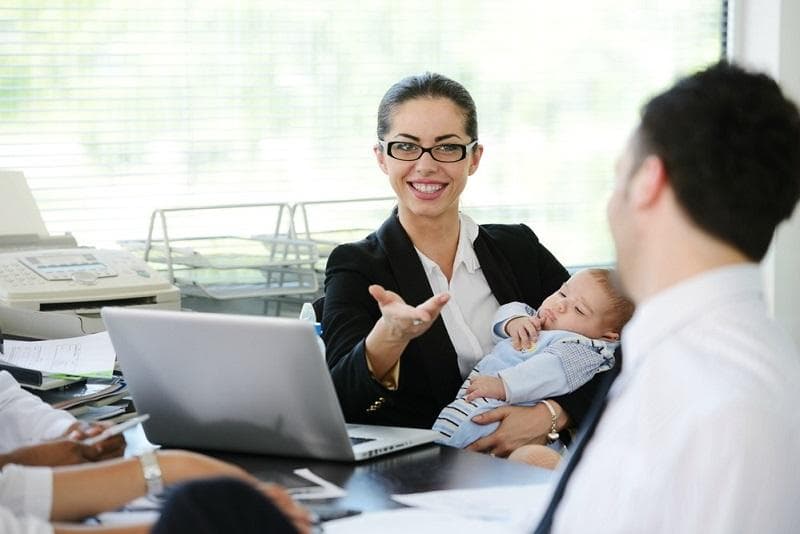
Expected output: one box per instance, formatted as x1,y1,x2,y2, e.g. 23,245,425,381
322,72,608,457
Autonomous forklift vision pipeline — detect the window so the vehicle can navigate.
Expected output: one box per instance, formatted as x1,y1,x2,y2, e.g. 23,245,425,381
0,1,723,266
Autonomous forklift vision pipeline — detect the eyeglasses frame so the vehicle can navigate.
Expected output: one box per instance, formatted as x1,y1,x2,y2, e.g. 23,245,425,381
377,139,479,163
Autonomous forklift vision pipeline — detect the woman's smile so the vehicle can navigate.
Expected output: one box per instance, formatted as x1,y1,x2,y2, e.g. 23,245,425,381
408,180,447,197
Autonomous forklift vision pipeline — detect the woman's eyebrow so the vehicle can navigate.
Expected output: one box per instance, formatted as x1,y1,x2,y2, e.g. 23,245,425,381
391,133,465,143
434,134,463,142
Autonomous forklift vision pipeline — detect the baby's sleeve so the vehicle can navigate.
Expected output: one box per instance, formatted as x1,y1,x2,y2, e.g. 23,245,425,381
499,337,617,404
491,302,535,342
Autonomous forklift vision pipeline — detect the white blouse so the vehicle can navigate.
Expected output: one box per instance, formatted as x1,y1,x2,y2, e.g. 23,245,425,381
416,213,500,378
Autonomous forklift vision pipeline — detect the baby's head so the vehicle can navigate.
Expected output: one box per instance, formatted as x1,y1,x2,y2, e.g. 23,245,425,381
538,268,634,340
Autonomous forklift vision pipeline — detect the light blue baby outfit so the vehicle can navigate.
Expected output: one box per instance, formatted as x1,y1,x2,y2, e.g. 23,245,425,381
433,302,618,448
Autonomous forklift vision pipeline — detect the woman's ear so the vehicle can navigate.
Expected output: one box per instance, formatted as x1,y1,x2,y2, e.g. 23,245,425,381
468,144,484,175
374,144,389,175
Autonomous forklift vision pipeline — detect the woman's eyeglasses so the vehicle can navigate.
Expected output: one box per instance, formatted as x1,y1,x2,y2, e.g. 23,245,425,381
378,140,478,163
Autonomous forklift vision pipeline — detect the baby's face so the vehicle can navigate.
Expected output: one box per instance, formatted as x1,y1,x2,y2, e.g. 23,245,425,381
538,271,615,339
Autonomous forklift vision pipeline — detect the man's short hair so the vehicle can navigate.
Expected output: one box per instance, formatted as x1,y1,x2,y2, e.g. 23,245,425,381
635,61,800,261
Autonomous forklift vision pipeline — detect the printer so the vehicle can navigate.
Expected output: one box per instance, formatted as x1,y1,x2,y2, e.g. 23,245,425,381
0,170,180,339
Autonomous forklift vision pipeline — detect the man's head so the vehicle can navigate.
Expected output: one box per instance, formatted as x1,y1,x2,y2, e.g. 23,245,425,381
620,61,800,260
537,268,634,341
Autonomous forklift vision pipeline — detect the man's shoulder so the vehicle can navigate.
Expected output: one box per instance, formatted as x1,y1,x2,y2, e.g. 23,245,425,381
639,309,800,409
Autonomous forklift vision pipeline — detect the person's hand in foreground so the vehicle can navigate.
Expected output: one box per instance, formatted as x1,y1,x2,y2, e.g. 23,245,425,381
65,420,126,460
261,483,314,534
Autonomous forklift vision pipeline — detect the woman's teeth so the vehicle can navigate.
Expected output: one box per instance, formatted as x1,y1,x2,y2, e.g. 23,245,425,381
412,182,444,193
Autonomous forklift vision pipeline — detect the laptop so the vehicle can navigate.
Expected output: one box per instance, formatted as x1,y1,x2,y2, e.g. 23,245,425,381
101,307,439,461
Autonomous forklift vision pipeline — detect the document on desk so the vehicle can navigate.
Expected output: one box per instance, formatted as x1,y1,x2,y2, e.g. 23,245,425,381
324,508,525,534
393,484,551,528
326,484,552,533
1,331,115,378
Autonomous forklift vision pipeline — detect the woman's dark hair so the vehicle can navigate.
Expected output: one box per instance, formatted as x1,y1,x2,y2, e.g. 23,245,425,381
636,61,800,261
377,72,478,141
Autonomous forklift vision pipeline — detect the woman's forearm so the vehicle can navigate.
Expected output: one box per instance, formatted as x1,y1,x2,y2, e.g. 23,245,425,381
50,451,252,522
364,317,410,379
51,456,148,522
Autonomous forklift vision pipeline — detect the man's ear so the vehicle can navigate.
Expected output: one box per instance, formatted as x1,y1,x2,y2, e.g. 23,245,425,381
374,144,389,175
630,155,668,209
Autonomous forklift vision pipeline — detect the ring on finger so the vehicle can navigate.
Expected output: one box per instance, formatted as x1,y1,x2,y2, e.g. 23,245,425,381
412,319,423,326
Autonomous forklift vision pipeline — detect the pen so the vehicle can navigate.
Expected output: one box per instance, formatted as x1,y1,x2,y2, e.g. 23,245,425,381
81,414,150,446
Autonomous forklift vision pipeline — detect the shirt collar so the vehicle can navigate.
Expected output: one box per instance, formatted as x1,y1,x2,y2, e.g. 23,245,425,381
622,263,763,376
416,212,481,275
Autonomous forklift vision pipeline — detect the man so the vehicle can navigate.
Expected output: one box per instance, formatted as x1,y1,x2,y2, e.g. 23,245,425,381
551,62,800,532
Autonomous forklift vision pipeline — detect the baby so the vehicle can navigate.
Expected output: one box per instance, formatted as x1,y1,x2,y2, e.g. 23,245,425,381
433,268,634,450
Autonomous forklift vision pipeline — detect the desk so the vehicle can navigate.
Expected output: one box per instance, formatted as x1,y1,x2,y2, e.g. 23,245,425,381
215,444,551,512
124,425,553,514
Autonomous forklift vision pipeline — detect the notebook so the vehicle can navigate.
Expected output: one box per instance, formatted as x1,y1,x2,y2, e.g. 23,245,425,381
101,307,439,461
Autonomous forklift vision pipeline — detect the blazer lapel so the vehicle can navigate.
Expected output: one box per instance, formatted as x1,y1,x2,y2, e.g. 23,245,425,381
473,226,524,304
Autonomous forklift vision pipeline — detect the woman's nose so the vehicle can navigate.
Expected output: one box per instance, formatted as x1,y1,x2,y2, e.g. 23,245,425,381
415,151,438,170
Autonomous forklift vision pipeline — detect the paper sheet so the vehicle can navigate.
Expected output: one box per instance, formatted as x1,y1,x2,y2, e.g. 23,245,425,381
289,468,347,500
324,508,524,534
1,331,115,377
0,170,49,236
391,483,552,528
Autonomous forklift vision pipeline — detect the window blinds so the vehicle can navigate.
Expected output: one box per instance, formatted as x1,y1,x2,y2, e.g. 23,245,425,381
0,1,723,266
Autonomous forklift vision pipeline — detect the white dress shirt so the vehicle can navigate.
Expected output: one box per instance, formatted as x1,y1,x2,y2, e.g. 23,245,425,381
416,213,500,378
0,371,76,453
0,464,53,534
553,264,800,533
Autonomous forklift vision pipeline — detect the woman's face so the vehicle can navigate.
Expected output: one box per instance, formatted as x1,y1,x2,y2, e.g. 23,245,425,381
375,97,482,222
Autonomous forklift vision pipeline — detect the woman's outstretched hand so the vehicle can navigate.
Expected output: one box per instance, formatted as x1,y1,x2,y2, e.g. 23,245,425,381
364,285,450,381
368,284,450,342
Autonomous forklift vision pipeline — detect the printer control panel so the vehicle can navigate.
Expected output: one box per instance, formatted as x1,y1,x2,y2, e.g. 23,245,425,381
0,248,176,306
19,252,117,281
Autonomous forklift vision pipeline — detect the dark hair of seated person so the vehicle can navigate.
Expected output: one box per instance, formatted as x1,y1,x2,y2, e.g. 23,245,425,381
150,477,299,534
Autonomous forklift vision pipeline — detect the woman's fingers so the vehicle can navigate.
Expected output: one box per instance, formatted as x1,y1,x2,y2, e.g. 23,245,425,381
370,284,449,329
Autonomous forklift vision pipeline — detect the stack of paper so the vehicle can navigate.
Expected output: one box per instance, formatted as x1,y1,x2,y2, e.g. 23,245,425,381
1,331,116,378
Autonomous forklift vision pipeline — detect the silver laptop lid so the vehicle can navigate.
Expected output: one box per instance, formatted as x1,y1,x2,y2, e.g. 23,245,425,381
101,307,356,461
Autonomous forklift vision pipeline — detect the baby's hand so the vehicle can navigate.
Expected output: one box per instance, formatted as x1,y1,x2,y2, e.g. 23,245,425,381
505,316,541,351
466,375,506,401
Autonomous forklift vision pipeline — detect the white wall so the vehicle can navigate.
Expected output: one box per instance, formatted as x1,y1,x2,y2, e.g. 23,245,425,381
730,0,800,347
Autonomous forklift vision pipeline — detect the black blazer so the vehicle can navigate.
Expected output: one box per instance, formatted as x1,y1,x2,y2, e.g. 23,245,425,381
322,211,606,429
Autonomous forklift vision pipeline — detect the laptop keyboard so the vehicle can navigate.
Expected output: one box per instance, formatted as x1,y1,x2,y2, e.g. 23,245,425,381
349,436,376,446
